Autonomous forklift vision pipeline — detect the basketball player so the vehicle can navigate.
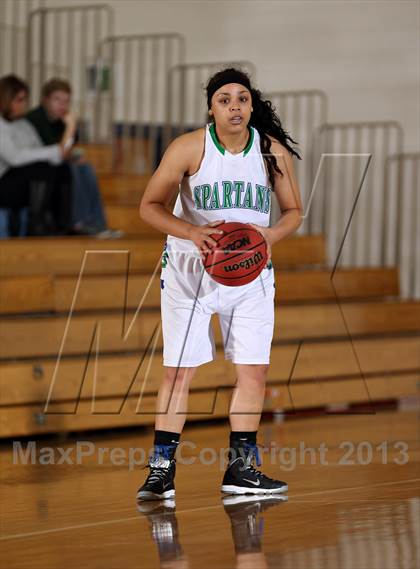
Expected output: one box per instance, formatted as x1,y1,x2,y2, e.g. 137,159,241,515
137,67,302,500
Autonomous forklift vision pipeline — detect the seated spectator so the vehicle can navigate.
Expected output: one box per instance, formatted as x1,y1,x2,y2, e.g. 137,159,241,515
26,78,122,238
0,74,75,236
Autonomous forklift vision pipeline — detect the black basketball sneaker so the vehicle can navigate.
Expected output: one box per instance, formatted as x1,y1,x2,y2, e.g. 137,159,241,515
136,454,176,501
221,443,288,495
222,494,288,508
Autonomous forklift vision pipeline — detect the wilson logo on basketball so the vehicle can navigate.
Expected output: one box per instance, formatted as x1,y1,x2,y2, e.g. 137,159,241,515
223,236,251,255
224,251,264,272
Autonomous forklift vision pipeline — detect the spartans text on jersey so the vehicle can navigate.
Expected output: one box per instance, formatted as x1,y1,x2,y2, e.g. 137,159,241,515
193,181,271,213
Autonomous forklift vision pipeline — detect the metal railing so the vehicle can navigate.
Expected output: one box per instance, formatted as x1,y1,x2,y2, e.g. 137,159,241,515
0,0,44,77
308,121,404,269
264,89,327,231
385,153,419,299
26,4,113,142
95,33,185,171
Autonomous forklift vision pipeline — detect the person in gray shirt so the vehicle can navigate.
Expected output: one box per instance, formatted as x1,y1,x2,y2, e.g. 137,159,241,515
0,74,76,235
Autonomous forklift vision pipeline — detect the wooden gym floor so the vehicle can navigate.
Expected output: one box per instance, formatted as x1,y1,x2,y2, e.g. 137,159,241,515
0,407,419,568
0,167,418,567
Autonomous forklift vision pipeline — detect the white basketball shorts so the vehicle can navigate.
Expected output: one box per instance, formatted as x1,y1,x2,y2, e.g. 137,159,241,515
160,241,276,367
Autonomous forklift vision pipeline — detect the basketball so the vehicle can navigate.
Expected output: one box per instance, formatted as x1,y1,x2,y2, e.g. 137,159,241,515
203,221,268,286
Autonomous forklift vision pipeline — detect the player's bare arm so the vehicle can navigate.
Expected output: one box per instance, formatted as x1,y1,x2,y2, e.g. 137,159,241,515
139,130,225,256
249,139,303,259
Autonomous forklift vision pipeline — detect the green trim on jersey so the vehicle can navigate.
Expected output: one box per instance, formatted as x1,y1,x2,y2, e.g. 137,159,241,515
209,123,254,157
243,125,254,156
161,241,169,268
209,123,226,155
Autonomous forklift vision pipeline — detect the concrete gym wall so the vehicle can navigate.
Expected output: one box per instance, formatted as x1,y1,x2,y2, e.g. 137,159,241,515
41,0,418,152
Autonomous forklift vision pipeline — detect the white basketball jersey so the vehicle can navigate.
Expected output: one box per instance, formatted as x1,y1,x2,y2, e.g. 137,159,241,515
166,123,272,257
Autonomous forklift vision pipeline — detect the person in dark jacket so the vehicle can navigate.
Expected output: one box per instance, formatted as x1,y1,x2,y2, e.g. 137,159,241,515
0,74,75,236
27,78,121,237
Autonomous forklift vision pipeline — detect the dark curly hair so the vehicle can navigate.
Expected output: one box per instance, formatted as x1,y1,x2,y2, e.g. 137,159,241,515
0,74,29,121
206,67,301,189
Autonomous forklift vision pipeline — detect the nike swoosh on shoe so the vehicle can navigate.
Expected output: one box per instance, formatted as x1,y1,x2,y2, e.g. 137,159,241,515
243,479,261,486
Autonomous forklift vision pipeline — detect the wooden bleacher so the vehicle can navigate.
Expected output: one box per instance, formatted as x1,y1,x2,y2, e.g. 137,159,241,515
77,144,114,174
99,173,150,205
0,267,400,314
0,167,418,438
106,205,161,235
1,300,419,360
77,141,153,175
0,234,325,277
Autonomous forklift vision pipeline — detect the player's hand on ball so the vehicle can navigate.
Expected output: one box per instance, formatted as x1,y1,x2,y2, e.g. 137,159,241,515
248,224,273,263
188,220,225,259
